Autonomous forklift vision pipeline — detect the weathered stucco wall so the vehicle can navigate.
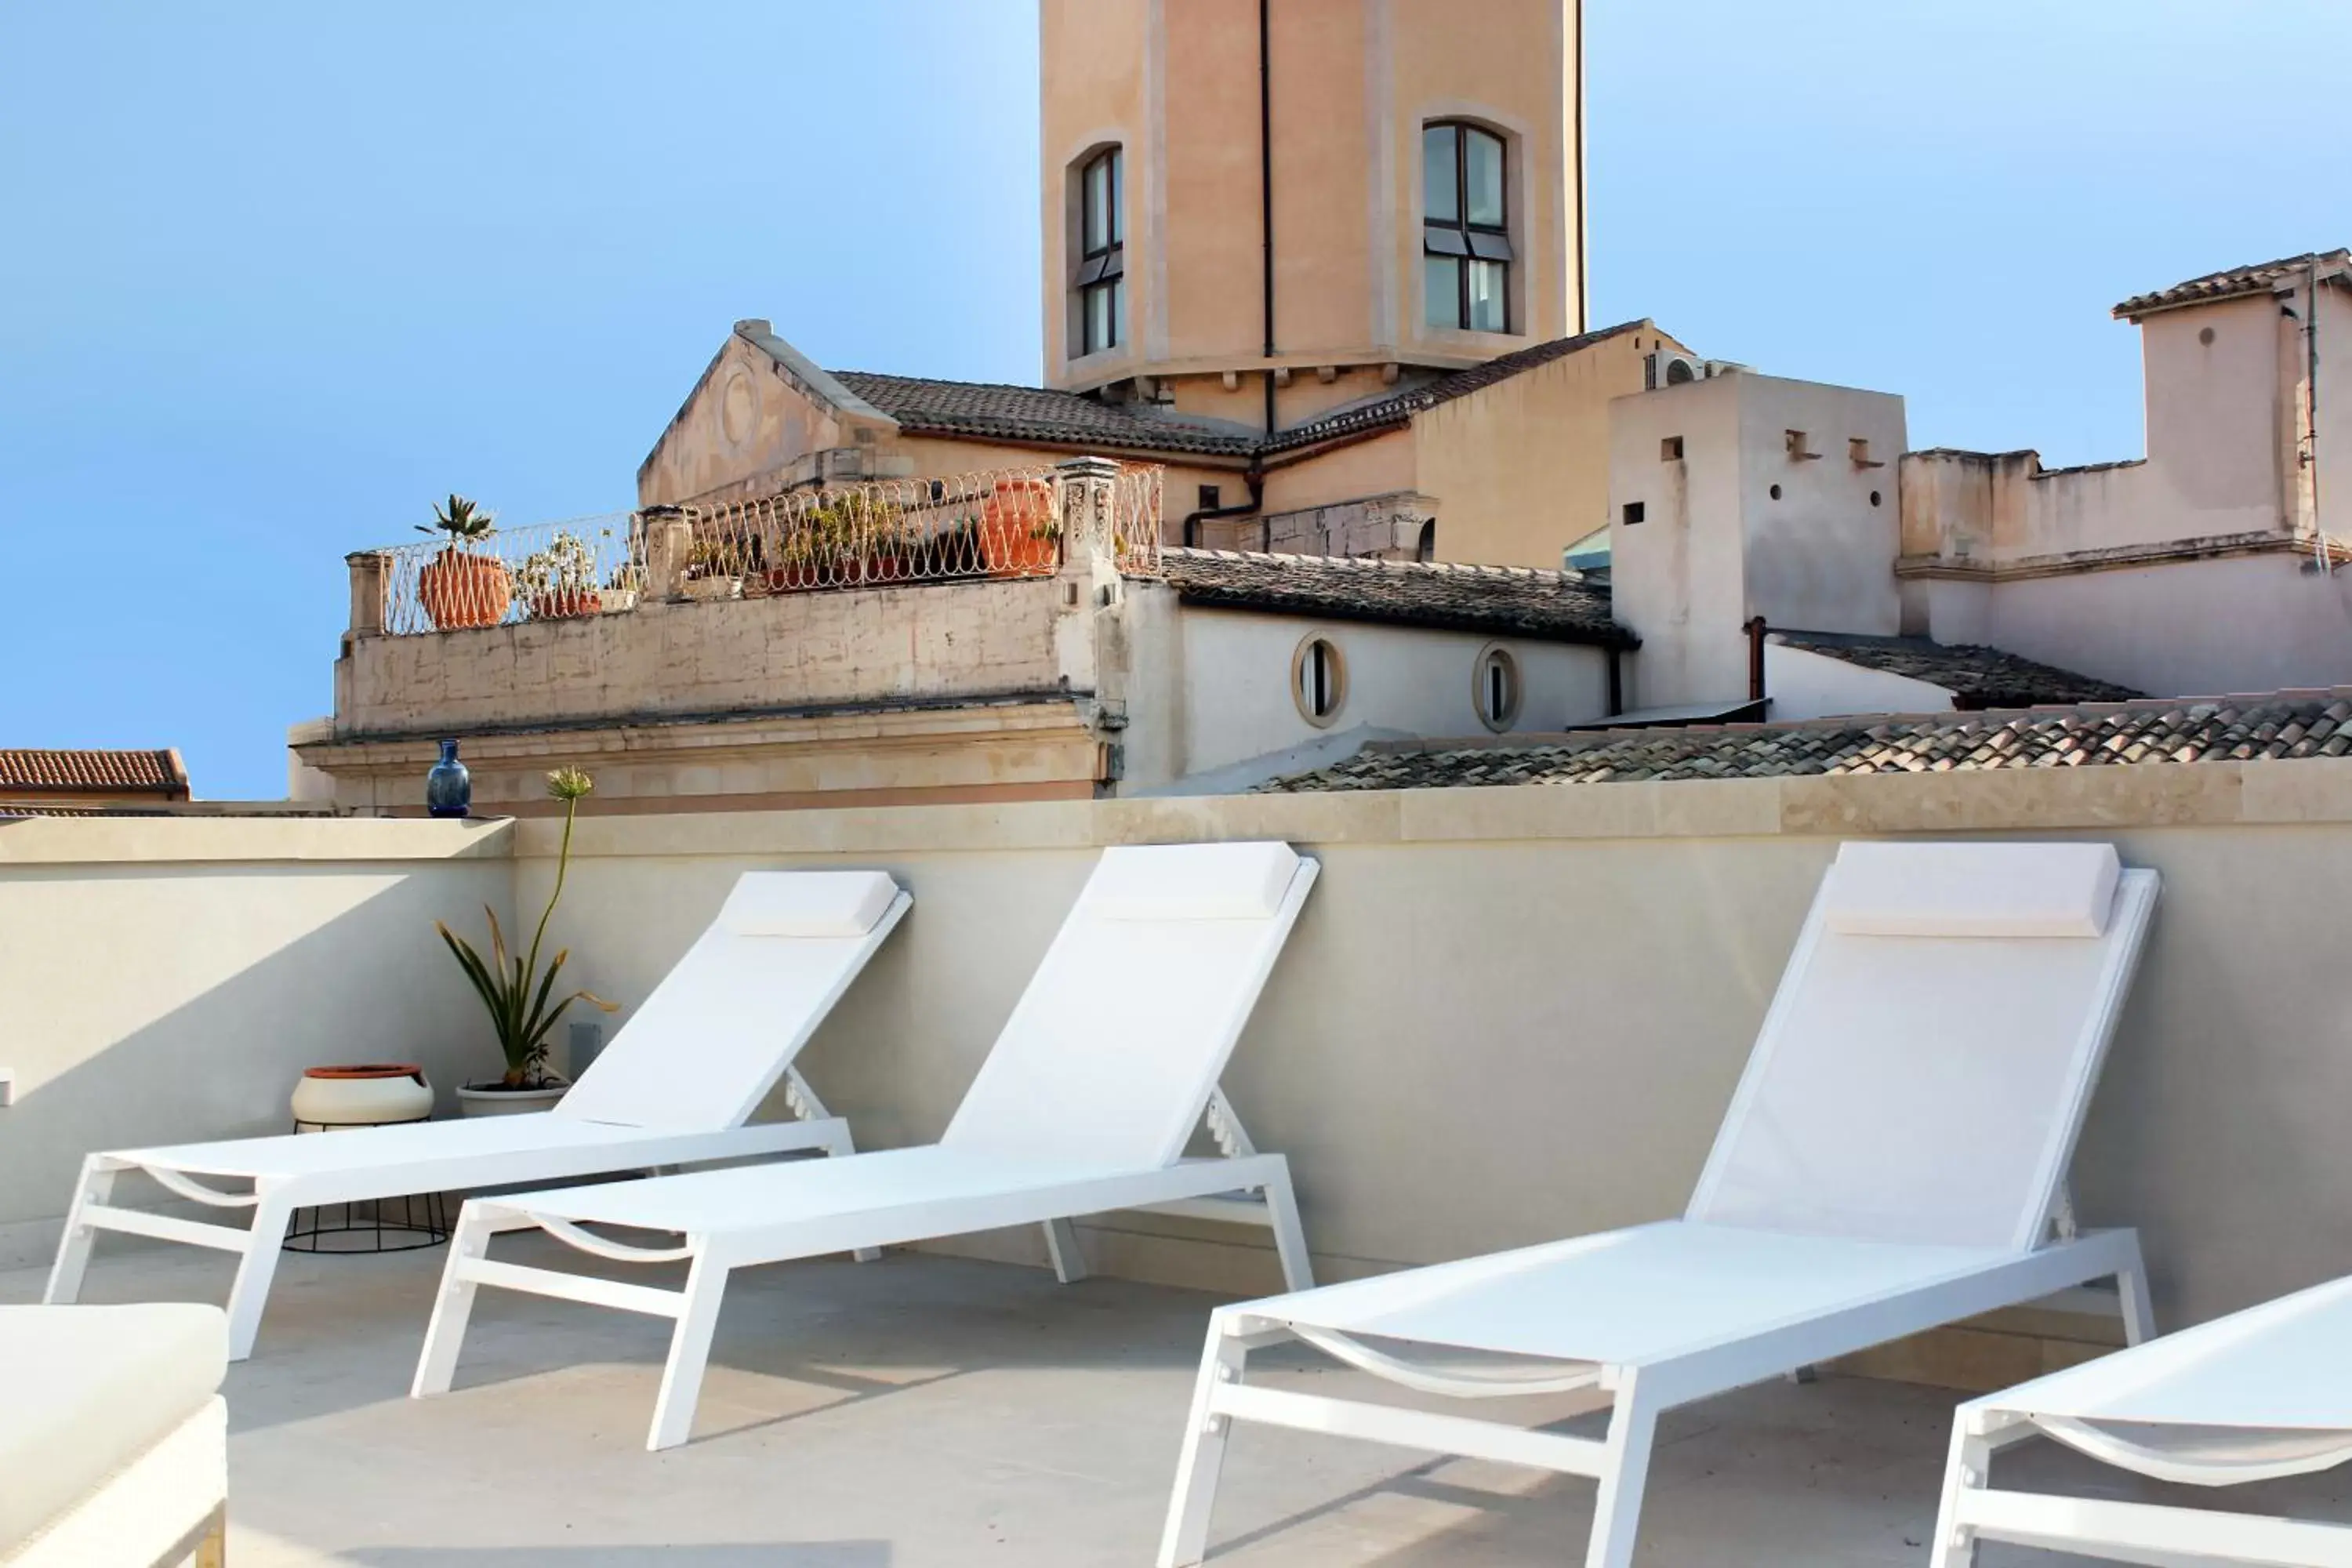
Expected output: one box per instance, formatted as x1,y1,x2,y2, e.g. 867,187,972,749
0,818,512,1256
1610,372,1905,709
339,576,1075,740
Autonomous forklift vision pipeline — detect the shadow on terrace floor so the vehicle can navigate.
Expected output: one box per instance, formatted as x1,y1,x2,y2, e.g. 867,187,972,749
11,1243,2352,1566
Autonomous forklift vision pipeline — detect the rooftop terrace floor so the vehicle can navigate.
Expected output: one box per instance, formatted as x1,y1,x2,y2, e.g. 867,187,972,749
10,1238,2350,1565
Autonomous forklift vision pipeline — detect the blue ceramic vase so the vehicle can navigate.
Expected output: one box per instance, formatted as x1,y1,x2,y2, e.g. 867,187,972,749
425,739,472,818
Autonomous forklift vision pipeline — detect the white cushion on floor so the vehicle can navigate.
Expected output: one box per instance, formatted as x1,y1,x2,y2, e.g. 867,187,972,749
0,1304,227,1549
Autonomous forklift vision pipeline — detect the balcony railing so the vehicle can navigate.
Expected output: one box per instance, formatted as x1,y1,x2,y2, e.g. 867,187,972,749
356,460,1161,637
379,513,641,637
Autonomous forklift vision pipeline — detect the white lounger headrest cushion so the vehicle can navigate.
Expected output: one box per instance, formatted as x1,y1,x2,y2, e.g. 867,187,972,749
1823,841,2120,938
717,871,900,938
1087,841,1301,921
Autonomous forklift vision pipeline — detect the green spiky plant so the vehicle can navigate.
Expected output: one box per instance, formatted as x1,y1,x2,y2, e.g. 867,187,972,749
417,493,496,543
436,767,615,1089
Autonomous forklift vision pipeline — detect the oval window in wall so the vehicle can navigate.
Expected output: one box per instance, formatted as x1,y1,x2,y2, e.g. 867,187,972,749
1291,635,1347,728
1473,644,1523,732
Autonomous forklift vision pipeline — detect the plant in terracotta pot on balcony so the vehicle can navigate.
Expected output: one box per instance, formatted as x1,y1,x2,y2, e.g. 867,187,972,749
414,494,514,630
441,767,616,1116
516,530,604,620
980,475,1058,577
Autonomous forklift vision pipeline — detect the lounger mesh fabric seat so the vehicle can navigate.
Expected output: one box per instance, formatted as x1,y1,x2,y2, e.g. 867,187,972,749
412,840,1320,1451
1933,1275,2352,1565
1160,840,2161,1568
0,1304,228,1567
48,871,909,1359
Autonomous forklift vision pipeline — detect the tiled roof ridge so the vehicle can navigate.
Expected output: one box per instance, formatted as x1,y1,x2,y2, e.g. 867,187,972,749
1263,689,2352,793
1157,544,1591,587
2114,248,2350,318
0,747,189,795
828,318,1656,462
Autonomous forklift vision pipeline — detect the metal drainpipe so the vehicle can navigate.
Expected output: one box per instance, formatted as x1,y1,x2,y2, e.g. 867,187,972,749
1259,0,1278,437
1744,616,1769,703
1179,471,1267,547
2310,255,2327,567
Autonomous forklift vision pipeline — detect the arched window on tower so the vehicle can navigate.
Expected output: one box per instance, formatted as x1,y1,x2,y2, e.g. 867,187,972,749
1422,122,1511,333
1075,147,1125,356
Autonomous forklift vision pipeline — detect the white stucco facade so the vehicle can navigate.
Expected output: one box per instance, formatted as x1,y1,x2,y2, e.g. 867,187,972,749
1606,371,1907,710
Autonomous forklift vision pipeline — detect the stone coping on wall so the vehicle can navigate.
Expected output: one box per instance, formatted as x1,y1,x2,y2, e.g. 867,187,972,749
7,757,2350,868
0,815,513,866
519,756,2352,859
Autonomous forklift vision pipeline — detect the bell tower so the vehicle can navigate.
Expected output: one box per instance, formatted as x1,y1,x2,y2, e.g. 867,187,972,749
1039,0,1585,431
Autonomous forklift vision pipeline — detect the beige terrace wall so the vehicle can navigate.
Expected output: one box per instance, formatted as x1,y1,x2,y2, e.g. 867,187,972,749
0,818,513,1260
16,764,2352,1390
509,757,2352,1355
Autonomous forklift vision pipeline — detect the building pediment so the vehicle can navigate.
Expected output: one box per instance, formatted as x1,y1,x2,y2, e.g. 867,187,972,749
637,320,902,509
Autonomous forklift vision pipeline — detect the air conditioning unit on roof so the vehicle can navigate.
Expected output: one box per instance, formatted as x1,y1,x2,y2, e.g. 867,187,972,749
1643,350,1741,390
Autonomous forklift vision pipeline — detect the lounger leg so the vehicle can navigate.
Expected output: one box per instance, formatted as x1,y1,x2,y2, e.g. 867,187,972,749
819,1121,882,1264
1584,1381,1659,1568
222,1190,294,1361
1157,1318,1251,1567
194,1502,228,1568
1261,1164,1314,1292
1044,1218,1091,1284
1928,1417,1995,1568
42,1158,117,1305
648,1253,728,1452
412,1205,498,1398
2115,1242,2158,1345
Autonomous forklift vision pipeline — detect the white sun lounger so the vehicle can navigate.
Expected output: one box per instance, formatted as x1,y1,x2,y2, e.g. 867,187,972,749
1933,1274,2352,1566
411,840,1319,1451
46,870,911,1361
1159,840,2161,1568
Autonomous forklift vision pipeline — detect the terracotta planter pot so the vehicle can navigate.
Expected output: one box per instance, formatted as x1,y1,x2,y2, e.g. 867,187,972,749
529,588,602,620
291,1063,434,1127
981,478,1058,577
418,549,512,630
764,563,823,593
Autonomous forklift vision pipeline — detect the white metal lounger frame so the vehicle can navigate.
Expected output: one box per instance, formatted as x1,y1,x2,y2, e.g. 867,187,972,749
46,884,910,1360
1933,1402,2352,1567
412,850,1319,1452
1933,1273,2352,1567
1160,853,2161,1568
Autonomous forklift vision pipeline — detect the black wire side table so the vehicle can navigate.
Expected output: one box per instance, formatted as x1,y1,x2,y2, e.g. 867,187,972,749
282,1070,452,1252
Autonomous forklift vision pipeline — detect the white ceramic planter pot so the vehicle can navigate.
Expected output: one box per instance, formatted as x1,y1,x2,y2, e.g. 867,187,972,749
455,1073,570,1117
292,1065,434,1128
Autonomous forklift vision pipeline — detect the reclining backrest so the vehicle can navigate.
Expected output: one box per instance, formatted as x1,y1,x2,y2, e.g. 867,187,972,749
1686,841,2157,1253
941,842,1316,1170
554,870,908,1131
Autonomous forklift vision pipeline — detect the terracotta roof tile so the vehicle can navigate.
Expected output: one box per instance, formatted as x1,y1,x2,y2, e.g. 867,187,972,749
829,320,1653,463
1152,547,1632,648
830,372,1258,459
1262,695,2352,792
2114,249,2350,319
0,749,188,796
1769,631,2140,709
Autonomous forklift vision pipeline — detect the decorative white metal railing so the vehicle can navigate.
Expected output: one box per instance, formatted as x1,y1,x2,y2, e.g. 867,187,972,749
361,462,1162,636
381,513,642,637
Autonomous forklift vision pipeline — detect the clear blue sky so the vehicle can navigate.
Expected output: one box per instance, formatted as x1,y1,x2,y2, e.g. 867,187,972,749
3,2,2346,798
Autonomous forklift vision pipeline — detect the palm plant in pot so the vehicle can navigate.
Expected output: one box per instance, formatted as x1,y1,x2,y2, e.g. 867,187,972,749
441,767,615,1115
415,494,514,630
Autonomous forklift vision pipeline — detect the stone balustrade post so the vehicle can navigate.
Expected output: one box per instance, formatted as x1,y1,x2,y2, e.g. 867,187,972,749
641,506,692,601
345,550,390,638
1052,455,1121,566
